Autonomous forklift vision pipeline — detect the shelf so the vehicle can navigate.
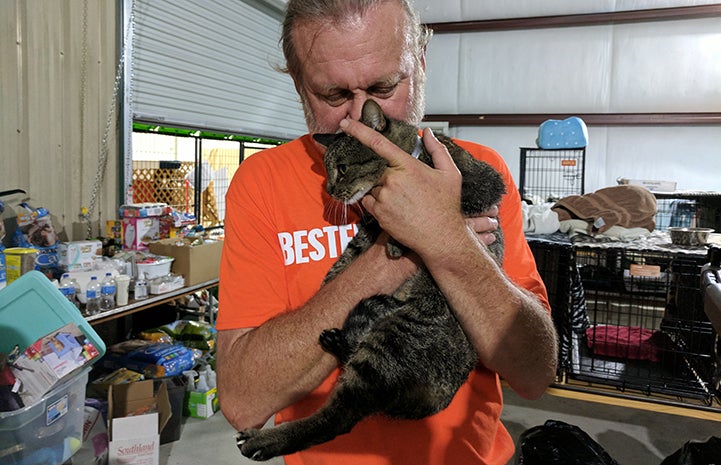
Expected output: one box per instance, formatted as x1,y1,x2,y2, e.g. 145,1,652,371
548,380,721,422
86,278,219,325
422,113,721,127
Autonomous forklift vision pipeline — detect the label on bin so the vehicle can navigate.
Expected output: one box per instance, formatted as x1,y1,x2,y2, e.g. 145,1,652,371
46,394,69,425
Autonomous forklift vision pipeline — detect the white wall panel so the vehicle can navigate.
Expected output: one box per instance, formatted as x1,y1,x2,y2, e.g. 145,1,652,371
457,1,615,21
424,34,461,113
453,27,613,113
422,3,721,193
610,18,721,111
427,18,721,114
454,125,721,194
413,0,461,23
604,127,721,190
415,0,721,22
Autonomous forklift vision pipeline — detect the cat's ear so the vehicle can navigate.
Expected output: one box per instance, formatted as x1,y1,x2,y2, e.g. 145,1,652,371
313,132,342,147
360,99,387,132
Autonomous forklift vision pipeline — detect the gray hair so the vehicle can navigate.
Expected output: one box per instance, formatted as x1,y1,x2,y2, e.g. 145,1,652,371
280,0,432,84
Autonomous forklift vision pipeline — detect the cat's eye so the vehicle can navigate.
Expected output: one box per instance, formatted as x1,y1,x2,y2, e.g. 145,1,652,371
337,164,347,176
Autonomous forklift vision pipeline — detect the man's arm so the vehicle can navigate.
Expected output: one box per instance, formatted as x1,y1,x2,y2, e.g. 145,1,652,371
349,120,558,399
217,235,419,431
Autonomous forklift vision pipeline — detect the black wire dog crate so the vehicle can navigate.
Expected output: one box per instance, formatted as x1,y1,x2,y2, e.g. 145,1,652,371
518,147,586,203
527,236,575,380
568,245,717,403
653,191,721,231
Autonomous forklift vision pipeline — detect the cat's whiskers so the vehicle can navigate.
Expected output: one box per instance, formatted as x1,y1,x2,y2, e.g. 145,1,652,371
324,197,365,226
323,198,348,225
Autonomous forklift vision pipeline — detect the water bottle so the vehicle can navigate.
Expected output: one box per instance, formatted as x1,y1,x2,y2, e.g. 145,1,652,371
59,273,80,310
134,272,148,300
100,272,117,311
85,276,101,315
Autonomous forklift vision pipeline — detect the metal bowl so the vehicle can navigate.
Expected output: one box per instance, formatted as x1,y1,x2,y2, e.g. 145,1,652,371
668,227,714,246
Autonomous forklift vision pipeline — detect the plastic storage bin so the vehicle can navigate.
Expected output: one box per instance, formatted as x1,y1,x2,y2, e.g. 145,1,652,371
0,270,106,355
0,270,106,465
0,368,90,464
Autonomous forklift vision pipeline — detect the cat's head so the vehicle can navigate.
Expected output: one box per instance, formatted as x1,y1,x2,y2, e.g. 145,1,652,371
315,100,420,205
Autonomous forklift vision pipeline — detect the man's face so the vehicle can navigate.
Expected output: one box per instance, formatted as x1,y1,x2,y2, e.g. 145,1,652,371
291,2,425,135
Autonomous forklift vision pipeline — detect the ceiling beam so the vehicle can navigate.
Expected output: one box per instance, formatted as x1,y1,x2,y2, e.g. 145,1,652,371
425,5,721,33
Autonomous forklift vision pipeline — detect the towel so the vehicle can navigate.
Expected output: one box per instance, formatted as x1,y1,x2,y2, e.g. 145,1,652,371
552,185,657,234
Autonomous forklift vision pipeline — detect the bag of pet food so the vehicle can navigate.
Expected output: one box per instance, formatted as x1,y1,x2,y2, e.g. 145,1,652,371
13,202,60,275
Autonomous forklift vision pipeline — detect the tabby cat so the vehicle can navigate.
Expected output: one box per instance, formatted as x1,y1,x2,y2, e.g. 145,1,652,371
236,99,506,461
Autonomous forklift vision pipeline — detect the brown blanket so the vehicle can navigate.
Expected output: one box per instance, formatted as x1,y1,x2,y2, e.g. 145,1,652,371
552,185,657,233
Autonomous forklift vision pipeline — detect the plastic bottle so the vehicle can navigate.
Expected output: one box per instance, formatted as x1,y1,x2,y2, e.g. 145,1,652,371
134,272,148,300
85,276,101,315
59,273,80,310
205,366,217,389
195,369,210,392
182,370,198,392
100,272,117,311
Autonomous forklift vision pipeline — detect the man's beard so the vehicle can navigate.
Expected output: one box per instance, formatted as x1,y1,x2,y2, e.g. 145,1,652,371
302,67,426,135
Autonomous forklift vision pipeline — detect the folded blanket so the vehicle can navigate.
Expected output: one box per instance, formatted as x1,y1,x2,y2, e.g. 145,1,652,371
559,219,652,241
552,185,657,234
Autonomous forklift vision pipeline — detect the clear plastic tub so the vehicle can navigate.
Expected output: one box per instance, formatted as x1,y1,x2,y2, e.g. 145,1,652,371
0,368,89,464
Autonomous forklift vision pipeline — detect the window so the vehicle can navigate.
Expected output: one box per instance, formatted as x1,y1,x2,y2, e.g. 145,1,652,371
131,124,283,228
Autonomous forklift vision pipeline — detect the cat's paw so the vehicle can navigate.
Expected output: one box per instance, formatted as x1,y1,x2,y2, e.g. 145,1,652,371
319,328,350,362
236,429,275,462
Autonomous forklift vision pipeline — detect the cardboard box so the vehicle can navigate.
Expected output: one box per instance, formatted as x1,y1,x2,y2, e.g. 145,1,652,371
119,203,171,218
618,178,677,192
148,238,222,286
57,240,102,271
186,387,219,419
123,217,160,251
108,380,172,465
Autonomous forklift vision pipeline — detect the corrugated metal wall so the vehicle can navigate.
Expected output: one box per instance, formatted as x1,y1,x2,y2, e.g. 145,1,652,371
131,0,306,140
1,0,118,240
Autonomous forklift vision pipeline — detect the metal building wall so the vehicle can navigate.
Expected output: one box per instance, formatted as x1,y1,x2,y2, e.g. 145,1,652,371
1,0,118,240
416,0,721,192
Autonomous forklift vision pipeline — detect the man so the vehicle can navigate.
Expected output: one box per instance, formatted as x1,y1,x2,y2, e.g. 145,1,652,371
216,1,558,464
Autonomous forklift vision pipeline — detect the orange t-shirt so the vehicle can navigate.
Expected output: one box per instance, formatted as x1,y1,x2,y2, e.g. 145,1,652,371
217,134,549,465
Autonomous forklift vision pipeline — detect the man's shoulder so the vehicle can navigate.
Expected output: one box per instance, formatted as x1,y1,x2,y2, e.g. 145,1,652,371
450,138,510,176
245,135,313,164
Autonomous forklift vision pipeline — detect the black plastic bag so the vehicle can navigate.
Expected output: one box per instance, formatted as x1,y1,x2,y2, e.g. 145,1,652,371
517,419,620,465
659,437,721,465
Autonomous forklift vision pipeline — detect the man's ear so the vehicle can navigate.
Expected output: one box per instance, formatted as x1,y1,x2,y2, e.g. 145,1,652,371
313,133,342,147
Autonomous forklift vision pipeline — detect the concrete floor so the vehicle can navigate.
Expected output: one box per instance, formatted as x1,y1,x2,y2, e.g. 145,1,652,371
159,386,721,465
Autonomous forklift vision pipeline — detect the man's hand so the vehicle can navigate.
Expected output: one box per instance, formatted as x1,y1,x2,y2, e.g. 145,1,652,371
339,119,465,259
